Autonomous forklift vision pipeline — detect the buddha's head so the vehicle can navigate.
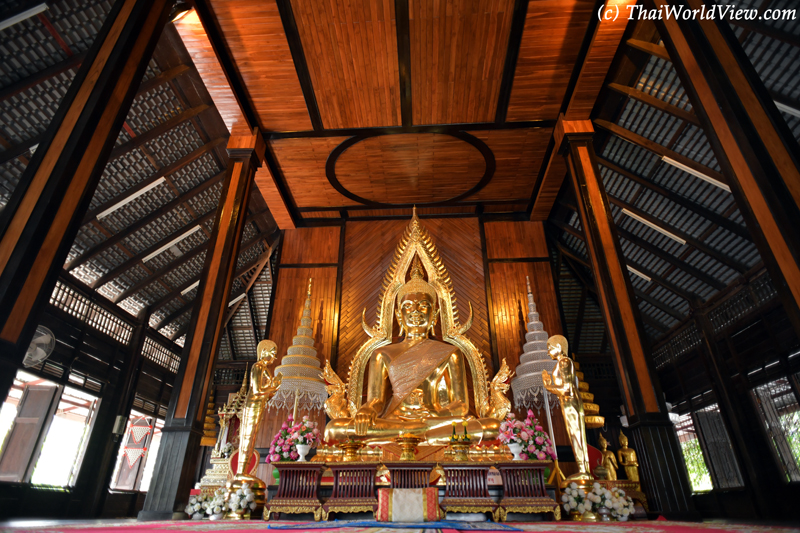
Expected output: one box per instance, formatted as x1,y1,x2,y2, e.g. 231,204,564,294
256,339,278,364
598,434,608,451
619,432,628,447
396,256,438,338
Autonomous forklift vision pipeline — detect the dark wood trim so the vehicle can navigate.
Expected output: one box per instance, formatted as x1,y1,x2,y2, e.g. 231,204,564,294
728,17,800,49
525,135,557,215
324,131,495,208
245,291,260,345
479,217,500,373
275,0,323,131
263,232,284,340
278,262,339,269
0,132,44,166
191,0,260,130
301,212,528,226
136,63,191,97
395,0,412,127
486,257,550,263
67,171,226,272
597,156,749,239
263,141,302,227
153,301,193,332
559,2,601,115
227,325,237,361
82,138,227,224
330,223,346,370
265,120,557,140
494,0,528,124
626,38,670,61
108,104,210,160
606,193,749,273
0,51,87,103
298,198,527,212
626,257,698,304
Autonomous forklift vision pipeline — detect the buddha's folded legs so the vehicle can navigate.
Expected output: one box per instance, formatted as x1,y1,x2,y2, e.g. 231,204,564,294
325,416,501,445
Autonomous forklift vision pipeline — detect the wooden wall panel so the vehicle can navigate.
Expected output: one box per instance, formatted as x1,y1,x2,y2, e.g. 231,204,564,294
337,218,492,381
409,0,515,125
291,0,401,129
484,221,548,259
470,129,552,201
209,0,312,131
280,227,341,265
506,0,594,121
488,261,561,371
270,137,356,208
335,134,485,204
174,10,248,134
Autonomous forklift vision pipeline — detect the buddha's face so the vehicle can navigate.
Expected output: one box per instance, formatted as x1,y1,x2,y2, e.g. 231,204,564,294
619,435,628,447
399,292,435,336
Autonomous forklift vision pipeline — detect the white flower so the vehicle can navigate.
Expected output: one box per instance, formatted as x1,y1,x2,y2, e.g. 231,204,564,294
249,502,257,510
569,501,577,510
189,497,197,505
184,506,192,515
214,506,222,514
561,494,569,503
246,493,255,502
570,482,578,490
577,488,586,497
604,499,612,508
592,482,601,489
577,504,585,513
622,508,630,516
564,503,570,512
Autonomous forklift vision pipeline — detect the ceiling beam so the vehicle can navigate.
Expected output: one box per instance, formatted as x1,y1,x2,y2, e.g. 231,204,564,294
607,82,700,126
264,120,557,140
82,138,226,224
275,0,323,131
607,194,749,273
222,237,278,326
635,288,684,321
626,38,670,61
136,63,191,97
0,132,43,166
254,166,295,230
108,104,210,160
395,0,412,127
153,300,193,333
495,0,528,124
67,171,226,271
594,118,729,187
0,50,86,102
597,157,749,239
728,18,800,49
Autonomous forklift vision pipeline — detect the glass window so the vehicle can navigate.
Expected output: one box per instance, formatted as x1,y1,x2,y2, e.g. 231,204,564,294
751,377,800,482
30,386,98,486
693,404,744,489
139,419,163,492
674,411,713,492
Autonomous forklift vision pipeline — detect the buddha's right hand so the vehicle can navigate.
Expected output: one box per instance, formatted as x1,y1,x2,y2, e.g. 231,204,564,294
353,407,376,436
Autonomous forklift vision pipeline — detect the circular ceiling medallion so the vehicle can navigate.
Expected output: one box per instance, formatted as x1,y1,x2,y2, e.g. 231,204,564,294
327,132,494,207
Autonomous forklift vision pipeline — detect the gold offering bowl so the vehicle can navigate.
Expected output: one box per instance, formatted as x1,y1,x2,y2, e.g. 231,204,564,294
339,440,364,461
449,442,470,461
395,434,424,461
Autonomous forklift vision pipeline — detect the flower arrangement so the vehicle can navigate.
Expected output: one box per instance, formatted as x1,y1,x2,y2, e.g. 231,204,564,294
184,488,228,519
221,442,234,457
227,482,257,514
498,410,556,461
206,488,226,519
266,415,321,463
586,483,636,520
184,494,208,519
561,482,588,514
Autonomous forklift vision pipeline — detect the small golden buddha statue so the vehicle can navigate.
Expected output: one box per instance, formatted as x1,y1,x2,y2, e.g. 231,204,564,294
617,432,640,482
597,434,618,481
542,335,591,481
230,340,282,489
325,256,501,445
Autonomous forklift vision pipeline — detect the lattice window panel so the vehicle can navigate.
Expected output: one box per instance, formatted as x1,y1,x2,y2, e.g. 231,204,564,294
751,377,800,482
142,336,180,374
673,412,713,492
694,404,744,490
50,280,132,344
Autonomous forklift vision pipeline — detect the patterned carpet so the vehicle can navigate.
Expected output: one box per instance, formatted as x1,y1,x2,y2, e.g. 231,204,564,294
2,520,800,533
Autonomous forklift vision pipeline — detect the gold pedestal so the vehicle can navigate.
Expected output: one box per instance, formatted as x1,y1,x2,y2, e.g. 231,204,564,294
199,456,231,495
396,434,423,461
449,442,470,461
225,475,266,519
339,441,364,461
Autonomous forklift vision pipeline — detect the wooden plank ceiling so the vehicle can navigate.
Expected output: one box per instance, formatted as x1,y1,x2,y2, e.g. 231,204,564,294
189,0,630,225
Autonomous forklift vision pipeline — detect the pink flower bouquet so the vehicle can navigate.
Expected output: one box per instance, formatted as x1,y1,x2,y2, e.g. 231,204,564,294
265,415,321,464
498,409,556,461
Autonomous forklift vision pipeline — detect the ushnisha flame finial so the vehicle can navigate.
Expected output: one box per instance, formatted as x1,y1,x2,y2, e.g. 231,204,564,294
526,275,532,295
306,277,313,299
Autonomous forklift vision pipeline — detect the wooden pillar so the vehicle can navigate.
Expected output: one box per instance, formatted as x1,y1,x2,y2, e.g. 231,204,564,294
557,116,696,517
139,131,263,520
645,0,800,335
0,0,172,363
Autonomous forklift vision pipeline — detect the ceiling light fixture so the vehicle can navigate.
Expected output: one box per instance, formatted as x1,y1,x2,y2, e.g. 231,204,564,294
621,208,687,245
142,225,202,262
0,4,48,32
661,156,731,192
627,265,652,282
228,293,245,307
180,280,199,295
775,100,800,119
97,178,167,219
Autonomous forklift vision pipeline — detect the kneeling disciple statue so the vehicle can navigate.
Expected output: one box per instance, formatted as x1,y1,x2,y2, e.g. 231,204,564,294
325,209,510,445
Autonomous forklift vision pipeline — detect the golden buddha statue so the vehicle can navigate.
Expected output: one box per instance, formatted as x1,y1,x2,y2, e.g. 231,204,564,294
617,432,640,482
324,210,509,445
597,434,618,481
542,335,591,481
229,340,282,492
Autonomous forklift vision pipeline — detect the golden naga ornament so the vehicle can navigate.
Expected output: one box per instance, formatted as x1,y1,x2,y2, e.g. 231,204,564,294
542,335,592,481
324,209,509,445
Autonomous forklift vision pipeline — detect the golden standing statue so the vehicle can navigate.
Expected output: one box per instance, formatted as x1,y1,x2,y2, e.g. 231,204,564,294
542,335,591,481
228,340,282,497
597,434,618,481
324,210,509,445
617,432,640,482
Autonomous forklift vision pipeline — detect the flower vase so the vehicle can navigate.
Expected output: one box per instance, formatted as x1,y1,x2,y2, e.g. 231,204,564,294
272,467,280,483
191,513,204,520
597,506,612,522
296,444,311,462
209,513,224,521
507,442,524,461
569,510,582,521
